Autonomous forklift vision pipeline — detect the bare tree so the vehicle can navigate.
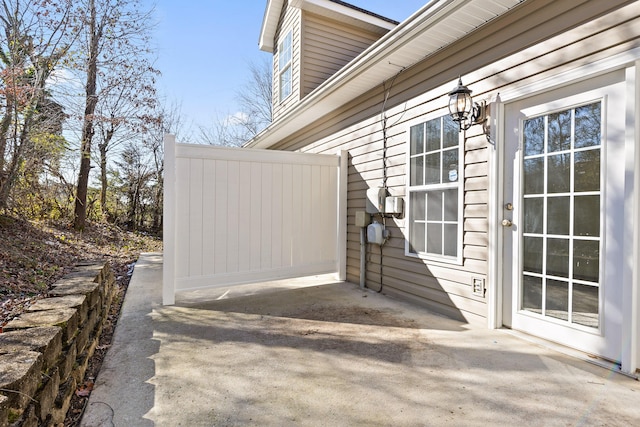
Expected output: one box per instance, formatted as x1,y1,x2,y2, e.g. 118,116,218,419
198,57,272,147
198,110,251,147
93,58,159,219
235,57,272,135
72,0,156,230
144,99,186,231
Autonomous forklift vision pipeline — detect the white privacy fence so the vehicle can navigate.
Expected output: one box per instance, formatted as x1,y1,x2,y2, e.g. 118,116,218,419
163,134,347,305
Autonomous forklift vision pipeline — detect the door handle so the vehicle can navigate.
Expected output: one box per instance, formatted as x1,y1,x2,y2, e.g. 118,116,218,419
502,219,513,227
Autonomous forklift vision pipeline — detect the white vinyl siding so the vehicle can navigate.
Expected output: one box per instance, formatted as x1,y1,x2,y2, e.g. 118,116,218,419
301,12,385,97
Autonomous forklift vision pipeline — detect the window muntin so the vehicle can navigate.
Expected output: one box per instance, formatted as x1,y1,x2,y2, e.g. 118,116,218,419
407,115,462,261
278,31,292,102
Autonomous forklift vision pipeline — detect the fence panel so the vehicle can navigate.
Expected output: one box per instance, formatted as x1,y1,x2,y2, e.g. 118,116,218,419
163,135,346,304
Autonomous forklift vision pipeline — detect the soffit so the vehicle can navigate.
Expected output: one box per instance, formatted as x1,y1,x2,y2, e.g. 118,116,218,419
249,0,525,148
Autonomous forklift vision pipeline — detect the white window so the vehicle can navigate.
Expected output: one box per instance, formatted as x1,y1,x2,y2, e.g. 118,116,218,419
278,31,292,102
407,114,463,262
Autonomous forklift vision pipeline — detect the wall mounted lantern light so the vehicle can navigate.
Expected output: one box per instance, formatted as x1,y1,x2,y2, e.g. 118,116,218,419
447,77,487,133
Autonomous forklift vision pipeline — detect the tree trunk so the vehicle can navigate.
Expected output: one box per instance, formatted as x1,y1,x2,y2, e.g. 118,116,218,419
0,105,15,210
98,125,114,219
152,179,162,231
73,0,99,230
99,142,107,217
0,109,35,210
0,101,13,179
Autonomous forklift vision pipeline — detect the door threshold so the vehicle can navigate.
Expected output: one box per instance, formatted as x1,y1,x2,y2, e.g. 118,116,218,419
499,328,638,380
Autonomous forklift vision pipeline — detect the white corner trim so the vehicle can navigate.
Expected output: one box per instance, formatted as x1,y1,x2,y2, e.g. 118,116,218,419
487,96,504,329
621,62,639,374
337,150,349,281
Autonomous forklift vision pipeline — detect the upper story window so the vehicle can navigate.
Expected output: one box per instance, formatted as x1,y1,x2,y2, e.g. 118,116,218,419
278,30,292,102
406,114,463,262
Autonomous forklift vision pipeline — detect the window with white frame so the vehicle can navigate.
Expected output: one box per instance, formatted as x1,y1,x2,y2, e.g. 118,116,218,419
407,114,462,261
278,30,292,102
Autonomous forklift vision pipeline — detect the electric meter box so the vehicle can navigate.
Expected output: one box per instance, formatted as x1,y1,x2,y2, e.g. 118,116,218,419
385,196,404,215
367,221,385,245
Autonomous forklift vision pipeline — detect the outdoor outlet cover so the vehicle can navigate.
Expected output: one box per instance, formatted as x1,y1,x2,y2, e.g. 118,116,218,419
472,277,485,297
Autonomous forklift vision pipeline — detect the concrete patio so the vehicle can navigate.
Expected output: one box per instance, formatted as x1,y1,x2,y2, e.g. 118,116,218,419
80,253,640,426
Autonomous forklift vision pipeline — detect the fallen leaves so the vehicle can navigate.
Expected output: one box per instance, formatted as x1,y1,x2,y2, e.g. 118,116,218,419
75,380,94,397
0,215,162,326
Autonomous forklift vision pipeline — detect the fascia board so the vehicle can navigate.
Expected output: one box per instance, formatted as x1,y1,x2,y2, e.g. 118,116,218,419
259,0,285,52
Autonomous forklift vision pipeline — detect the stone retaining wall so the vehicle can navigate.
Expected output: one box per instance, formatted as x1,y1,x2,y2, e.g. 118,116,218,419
0,262,116,427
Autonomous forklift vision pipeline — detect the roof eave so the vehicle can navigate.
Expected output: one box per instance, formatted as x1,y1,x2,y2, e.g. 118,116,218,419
248,0,524,149
259,0,285,52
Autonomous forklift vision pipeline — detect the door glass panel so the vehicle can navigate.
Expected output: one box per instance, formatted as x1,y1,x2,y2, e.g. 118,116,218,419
574,195,600,237
524,197,543,234
523,237,543,274
524,116,545,156
572,284,599,327
573,240,599,282
575,102,601,148
546,238,569,278
520,101,602,329
574,150,600,192
548,153,571,193
548,110,571,152
523,158,544,194
546,279,569,321
547,197,570,235
522,275,542,313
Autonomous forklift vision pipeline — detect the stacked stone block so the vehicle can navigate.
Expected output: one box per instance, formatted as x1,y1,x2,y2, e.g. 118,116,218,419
0,262,116,427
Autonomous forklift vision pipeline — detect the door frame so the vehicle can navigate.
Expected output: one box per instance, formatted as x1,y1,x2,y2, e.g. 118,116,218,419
504,76,624,362
487,51,640,375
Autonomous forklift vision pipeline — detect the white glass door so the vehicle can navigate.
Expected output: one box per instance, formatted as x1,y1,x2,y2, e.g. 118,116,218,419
502,71,625,362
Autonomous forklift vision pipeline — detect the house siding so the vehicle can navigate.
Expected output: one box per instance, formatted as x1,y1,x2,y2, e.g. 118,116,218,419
262,0,640,324
301,12,384,97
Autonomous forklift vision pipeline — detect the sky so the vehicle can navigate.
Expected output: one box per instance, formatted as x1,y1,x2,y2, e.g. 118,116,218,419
148,1,430,132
